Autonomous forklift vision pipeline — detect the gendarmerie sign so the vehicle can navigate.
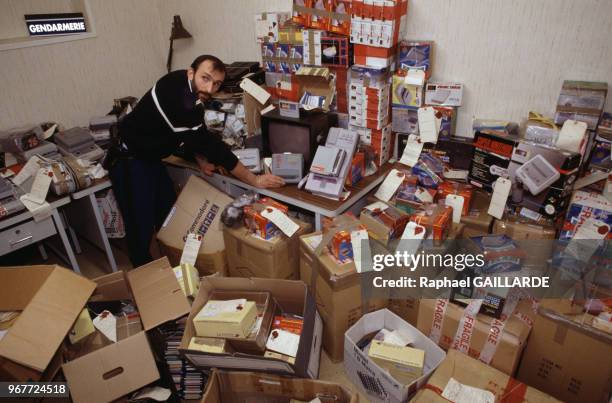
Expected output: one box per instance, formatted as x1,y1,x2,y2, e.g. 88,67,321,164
25,13,86,36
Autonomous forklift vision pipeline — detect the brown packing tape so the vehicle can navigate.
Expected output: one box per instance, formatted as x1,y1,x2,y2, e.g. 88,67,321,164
293,4,311,14
306,30,317,65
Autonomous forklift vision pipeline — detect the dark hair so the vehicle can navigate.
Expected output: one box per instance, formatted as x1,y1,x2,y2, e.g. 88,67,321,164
191,54,226,74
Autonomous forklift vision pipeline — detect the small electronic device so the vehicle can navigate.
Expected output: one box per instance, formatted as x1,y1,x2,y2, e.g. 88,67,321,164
0,126,43,154
55,127,104,161
271,153,303,183
0,177,25,217
515,154,560,196
89,115,117,142
232,148,262,173
310,146,346,177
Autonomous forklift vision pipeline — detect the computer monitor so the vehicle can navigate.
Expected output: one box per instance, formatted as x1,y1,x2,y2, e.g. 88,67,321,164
262,109,337,168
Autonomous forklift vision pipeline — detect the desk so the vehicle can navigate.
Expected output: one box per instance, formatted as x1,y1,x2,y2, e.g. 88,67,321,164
69,179,117,272
164,155,393,230
0,196,80,273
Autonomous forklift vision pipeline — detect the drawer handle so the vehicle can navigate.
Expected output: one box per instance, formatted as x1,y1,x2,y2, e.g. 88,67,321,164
10,235,33,247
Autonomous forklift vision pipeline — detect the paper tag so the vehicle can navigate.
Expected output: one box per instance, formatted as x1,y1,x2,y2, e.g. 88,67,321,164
350,229,370,273
240,78,271,105
418,107,441,144
487,177,511,219
12,156,42,187
180,233,202,266
364,201,389,211
261,207,299,237
443,169,469,180
266,328,300,358
93,310,117,343
446,194,465,223
442,378,495,403
396,222,426,256
415,188,433,203
399,139,424,167
556,120,587,153
404,69,425,86
19,197,52,221
198,299,247,318
375,169,405,202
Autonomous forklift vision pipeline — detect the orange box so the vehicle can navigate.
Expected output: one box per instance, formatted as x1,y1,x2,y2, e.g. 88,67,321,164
243,198,290,240
328,0,352,36
345,152,365,187
436,181,474,216
292,0,313,26
272,315,304,335
411,205,452,244
308,0,330,30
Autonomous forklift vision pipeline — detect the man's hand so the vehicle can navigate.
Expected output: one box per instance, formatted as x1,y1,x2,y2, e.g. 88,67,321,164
195,155,216,176
255,174,285,188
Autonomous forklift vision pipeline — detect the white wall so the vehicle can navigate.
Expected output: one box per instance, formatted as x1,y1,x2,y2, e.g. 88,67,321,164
2,0,612,136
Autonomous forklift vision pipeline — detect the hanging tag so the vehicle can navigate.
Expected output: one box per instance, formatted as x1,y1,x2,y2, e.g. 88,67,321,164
556,120,587,153
24,169,53,205
446,194,465,223
365,201,389,211
404,69,425,86
43,123,58,140
12,156,42,187
261,207,299,237
93,310,117,343
350,229,370,273
396,222,426,256
399,138,423,167
487,177,511,219
19,197,52,222
442,378,495,403
180,233,202,266
418,107,439,143
375,169,405,202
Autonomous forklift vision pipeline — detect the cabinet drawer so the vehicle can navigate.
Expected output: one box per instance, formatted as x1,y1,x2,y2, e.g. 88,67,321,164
0,217,56,256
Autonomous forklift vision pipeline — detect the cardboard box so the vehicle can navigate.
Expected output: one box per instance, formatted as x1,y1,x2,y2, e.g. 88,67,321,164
194,299,258,339
188,337,226,354
425,83,463,107
417,299,533,376
157,175,232,276
412,349,560,402
397,40,434,79
201,369,358,403
492,216,556,268
295,66,335,112
180,277,323,379
436,181,474,216
460,190,494,237
299,231,388,362
559,190,612,241
62,257,191,403
368,341,425,385
344,309,446,403
391,106,419,134
518,300,612,403
556,80,608,116
0,265,96,381
468,130,520,191
360,203,410,245
223,217,311,280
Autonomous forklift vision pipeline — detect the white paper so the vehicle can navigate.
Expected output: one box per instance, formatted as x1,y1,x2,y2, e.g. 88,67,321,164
43,123,58,140
180,233,202,266
20,197,52,222
0,169,14,179
25,169,52,205
93,311,117,343
415,188,433,203
88,163,108,179
396,222,426,256
240,78,271,105
404,69,425,86
487,177,511,219
399,139,423,167
197,299,247,318
266,328,300,357
375,169,405,202
443,169,469,180
261,104,276,115
364,201,389,211
556,120,587,153
130,386,172,402
446,194,465,223
12,156,42,187
442,378,495,403
261,207,299,237
418,107,441,144
350,229,370,273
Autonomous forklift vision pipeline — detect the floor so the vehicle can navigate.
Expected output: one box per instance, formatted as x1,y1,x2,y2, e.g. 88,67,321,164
4,236,370,402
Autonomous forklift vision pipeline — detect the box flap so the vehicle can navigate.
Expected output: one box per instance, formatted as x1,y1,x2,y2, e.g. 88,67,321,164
0,266,54,310
62,332,159,403
90,271,132,302
0,266,95,371
126,257,191,330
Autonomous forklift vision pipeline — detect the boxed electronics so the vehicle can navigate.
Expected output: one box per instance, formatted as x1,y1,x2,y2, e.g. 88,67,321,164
344,309,446,403
424,83,463,107
271,153,304,183
261,42,303,74
518,299,612,403
157,175,232,276
202,369,358,403
523,113,559,147
492,215,556,268
397,40,434,78
0,265,96,381
255,12,291,44
416,299,534,376
412,349,560,402
55,127,104,161
352,124,393,167
392,106,419,134
302,30,352,68
0,125,43,154
180,276,323,379
468,130,520,191
559,190,612,241
265,72,300,102
554,80,607,130
349,0,408,49
299,229,388,362
61,258,191,402
359,202,410,245
223,215,311,279
353,44,397,68
232,148,262,173
507,140,581,219
392,75,424,108
294,66,336,112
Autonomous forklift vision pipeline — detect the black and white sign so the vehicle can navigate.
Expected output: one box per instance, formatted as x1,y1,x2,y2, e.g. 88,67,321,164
25,13,86,37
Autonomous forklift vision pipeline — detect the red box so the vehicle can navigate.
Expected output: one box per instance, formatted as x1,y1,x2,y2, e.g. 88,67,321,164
436,181,474,216
411,205,452,244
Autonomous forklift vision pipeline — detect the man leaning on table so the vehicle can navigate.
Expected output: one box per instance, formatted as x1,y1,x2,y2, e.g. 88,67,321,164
106,54,284,267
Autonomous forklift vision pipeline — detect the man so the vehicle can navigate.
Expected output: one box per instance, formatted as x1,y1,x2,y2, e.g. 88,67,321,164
109,54,284,267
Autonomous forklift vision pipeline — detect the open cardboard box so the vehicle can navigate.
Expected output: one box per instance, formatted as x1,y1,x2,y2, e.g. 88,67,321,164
0,265,96,381
61,257,191,403
202,369,358,403
180,276,323,379
344,308,446,403
295,66,336,112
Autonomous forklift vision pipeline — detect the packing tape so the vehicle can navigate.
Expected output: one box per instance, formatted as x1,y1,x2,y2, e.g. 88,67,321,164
500,376,528,402
429,298,449,345
451,298,483,354
478,291,520,365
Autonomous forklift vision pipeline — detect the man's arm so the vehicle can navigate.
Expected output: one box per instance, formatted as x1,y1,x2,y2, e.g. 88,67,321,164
194,154,284,188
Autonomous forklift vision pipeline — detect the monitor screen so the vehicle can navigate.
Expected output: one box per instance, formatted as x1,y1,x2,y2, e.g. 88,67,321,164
268,121,313,163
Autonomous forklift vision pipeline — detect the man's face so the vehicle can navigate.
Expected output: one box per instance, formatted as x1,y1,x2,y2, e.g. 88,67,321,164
187,60,225,102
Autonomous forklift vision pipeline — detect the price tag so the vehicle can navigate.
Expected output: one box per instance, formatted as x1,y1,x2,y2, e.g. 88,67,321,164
350,229,370,273
556,120,586,153
446,194,465,223
399,139,423,167
487,178,511,219
180,233,202,266
375,169,405,202
261,207,299,237
418,107,441,144
566,218,609,262
404,69,425,86
396,222,426,256
12,156,42,187
93,310,117,343
25,169,52,205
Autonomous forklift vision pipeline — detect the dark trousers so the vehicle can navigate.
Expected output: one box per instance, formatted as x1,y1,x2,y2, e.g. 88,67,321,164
109,158,176,267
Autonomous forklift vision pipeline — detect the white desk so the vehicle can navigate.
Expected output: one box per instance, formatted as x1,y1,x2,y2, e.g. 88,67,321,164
0,196,80,273
69,179,118,272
